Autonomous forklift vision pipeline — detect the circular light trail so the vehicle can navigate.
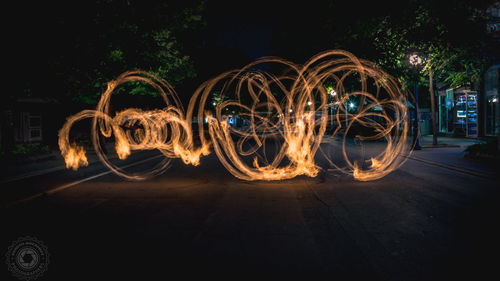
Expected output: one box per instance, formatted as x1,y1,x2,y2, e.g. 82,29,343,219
58,50,411,182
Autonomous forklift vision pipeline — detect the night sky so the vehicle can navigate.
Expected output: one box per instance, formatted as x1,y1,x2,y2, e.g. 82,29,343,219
7,0,416,65
5,0,495,103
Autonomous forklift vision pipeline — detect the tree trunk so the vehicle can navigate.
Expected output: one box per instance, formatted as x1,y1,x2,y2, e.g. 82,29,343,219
413,83,421,150
429,68,437,145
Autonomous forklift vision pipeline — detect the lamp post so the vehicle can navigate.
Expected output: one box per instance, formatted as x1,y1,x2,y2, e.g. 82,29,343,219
409,53,423,150
329,89,337,128
345,101,348,128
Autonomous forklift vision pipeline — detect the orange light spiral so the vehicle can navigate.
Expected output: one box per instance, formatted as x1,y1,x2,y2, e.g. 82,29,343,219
58,50,410,181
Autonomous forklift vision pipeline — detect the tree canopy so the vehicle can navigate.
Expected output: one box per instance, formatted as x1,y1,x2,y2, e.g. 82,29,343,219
12,0,206,105
10,0,499,109
323,0,497,92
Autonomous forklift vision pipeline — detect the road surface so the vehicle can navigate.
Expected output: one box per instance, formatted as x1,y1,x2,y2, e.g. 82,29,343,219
1,140,499,280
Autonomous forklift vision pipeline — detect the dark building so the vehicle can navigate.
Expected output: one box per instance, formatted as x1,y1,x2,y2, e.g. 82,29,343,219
484,64,499,136
1,98,60,150
484,1,500,137
435,2,499,138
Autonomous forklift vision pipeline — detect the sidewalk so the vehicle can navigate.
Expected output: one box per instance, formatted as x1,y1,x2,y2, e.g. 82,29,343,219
420,135,485,148
0,144,118,183
412,135,497,179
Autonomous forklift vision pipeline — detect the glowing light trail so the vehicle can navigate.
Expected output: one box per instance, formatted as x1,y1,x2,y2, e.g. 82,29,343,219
58,50,411,181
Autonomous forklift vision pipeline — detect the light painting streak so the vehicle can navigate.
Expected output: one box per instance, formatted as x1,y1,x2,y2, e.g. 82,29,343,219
58,50,411,181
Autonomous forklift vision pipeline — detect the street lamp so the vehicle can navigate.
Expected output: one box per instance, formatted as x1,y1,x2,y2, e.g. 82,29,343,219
409,54,423,66
409,52,423,150
327,89,337,129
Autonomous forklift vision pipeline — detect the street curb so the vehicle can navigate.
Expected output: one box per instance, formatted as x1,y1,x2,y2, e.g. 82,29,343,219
0,153,119,184
5,154,164,208
401,154,496,180
421,145,460,148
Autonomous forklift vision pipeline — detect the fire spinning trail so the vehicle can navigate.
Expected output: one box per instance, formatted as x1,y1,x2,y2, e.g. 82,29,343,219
59,50,411,181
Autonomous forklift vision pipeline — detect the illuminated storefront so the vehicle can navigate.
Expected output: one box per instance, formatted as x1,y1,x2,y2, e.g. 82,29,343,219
438,88,478,137
437,65,499,138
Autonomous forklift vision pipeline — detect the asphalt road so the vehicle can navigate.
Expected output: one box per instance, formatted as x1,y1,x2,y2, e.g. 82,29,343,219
1,141,499,281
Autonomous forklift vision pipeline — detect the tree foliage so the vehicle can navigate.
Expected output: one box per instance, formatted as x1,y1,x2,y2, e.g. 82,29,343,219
25,0,206,105
320,0,495,94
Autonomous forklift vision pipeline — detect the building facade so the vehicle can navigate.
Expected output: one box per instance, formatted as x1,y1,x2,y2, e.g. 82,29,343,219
484,65,499,136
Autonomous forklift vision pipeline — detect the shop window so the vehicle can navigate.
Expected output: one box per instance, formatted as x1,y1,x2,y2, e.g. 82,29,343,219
28,114,42,141
29,116,41,127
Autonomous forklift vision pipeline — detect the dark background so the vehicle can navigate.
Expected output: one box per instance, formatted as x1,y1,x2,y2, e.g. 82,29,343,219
6,0,495,102
2,2,500,280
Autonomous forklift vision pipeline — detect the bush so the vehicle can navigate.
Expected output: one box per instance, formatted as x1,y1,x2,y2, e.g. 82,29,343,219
465,140,499,160
12,143,50,156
